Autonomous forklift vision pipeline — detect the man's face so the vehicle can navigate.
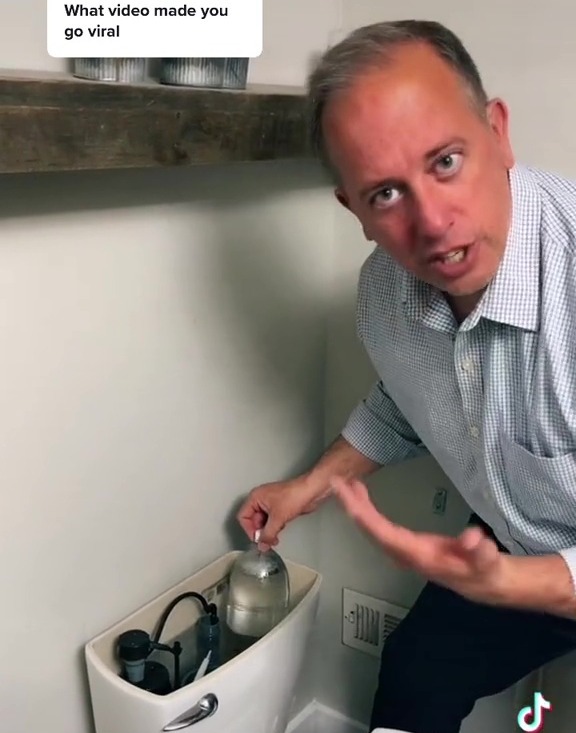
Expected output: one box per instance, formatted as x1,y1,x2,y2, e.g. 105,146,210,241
324,43,515,301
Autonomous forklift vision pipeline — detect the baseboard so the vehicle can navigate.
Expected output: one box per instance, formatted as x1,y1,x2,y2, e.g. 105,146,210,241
287,700,368,733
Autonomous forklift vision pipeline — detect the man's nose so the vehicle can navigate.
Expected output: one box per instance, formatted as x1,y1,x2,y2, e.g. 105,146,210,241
411,186,453,241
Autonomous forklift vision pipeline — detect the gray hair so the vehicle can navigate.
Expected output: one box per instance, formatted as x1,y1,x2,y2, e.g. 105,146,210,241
306,20,489,180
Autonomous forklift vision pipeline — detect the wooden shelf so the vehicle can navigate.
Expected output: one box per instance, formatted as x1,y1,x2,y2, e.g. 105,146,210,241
0,70,313,174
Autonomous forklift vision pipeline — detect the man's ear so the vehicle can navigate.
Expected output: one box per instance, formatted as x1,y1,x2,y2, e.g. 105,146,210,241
363,228,374,242
334,187,350,210
485,97,515,169
334,188,373,241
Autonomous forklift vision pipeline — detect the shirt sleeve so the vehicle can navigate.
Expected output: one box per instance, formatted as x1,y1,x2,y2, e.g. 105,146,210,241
341,379,429,465
342,249,429,466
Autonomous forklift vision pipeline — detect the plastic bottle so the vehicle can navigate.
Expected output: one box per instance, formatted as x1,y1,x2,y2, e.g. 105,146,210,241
225,530,290,639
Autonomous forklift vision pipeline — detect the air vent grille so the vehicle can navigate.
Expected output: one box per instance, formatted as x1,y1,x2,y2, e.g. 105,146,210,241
342,588,408,658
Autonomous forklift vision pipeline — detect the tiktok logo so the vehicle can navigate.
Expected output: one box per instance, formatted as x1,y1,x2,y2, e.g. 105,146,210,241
517,691,552,731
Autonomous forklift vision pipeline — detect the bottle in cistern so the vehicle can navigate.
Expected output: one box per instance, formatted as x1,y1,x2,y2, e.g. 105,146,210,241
226,529,290,639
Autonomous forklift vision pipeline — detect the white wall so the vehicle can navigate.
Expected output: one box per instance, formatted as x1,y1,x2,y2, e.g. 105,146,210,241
4,2,576,732
0,162,333,733
0,3,341,732
314,2,576,732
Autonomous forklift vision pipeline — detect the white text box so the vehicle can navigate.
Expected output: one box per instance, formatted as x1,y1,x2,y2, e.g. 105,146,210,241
47,0,262,58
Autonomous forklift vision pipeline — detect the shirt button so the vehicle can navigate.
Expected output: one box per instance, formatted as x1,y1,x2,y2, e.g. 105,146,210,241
461,359,474,372
470,426,480,437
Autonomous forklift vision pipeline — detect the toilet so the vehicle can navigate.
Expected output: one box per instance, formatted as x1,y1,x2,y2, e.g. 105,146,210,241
85,551,322,733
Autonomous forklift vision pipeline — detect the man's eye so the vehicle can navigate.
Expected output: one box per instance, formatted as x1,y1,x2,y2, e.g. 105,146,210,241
373,187,401,208
436,152,463,175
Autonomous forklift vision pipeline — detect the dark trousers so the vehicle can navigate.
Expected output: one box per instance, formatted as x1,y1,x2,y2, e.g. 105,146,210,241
370,515,576,733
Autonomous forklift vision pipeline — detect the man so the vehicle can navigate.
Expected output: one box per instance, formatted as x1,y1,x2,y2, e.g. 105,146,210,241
237,19,576,733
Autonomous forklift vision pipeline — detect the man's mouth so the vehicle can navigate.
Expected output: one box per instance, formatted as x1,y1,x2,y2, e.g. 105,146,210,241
425,242,477,280
439,248,466,264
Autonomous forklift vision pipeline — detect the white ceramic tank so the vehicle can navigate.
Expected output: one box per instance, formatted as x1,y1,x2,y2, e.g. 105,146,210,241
85,551,321,733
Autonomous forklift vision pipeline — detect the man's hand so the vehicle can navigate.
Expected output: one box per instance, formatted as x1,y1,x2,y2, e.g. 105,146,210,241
331,475,576,618
237,477,329,551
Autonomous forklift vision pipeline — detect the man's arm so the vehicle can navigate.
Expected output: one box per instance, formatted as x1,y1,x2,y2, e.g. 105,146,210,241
238,379,426,547
493,553,576,619
306,377,429,495
331,476,576,620
300,434,382,502
341,379,429,465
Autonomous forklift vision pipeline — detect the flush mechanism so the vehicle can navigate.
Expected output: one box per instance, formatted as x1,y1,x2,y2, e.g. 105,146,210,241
163,693,218,730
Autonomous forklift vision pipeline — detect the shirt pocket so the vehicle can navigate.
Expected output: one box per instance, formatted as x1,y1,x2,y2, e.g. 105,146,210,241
500,429,576,527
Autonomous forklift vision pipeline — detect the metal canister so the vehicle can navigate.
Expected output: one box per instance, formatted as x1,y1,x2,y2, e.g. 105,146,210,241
73,58,147,83
159,58,226,88
222,58,249,90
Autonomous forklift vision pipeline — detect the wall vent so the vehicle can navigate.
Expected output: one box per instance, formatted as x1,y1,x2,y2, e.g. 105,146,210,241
342,588,408,658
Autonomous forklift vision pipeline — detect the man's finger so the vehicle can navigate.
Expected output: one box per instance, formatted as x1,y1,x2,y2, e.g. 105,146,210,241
331,475,418,554
331,475,388,526
237,502,272,545
237,507,259,539
459,526,484,551
330,475,370,505
457,527,499,570
257,514,285,550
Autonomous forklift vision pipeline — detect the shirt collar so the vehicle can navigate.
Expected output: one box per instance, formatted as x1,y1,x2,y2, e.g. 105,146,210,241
401,269,455,332
401,163,542,333
477,164,541,333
